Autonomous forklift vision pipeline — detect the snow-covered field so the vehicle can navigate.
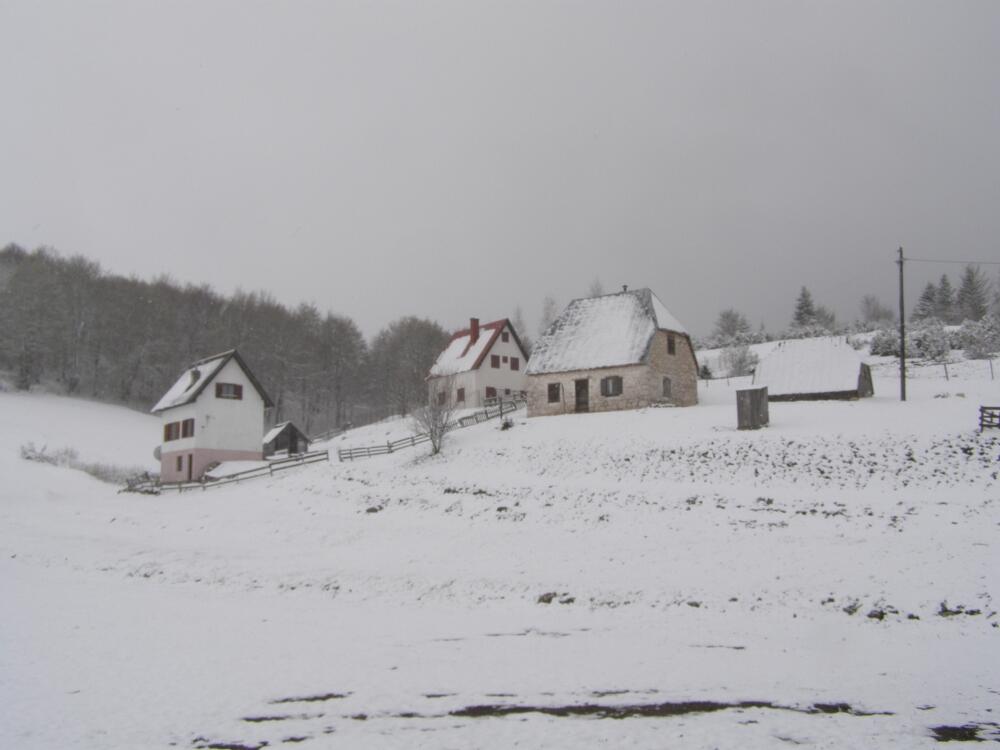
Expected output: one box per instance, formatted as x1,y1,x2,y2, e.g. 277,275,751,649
2,368,998,748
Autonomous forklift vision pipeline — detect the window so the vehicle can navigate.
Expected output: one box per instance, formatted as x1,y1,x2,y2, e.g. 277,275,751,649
485,386,497,399
164,422,180,442
437,391,446,406
662,377,672,399
176,455,183,471
600,376,623,397
510,357,520,371
181,418,195,438
501,331,510,343
667,334,676,355
216,382,243,399
457,388,465,403
504,388,510,395
491,355,500,368
502,356,508,364
547,383,561,403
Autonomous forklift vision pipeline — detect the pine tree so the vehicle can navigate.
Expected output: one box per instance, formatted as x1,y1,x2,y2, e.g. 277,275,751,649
956,264,989,322
792,287,817,328
912,283,938,321
935,275,956,323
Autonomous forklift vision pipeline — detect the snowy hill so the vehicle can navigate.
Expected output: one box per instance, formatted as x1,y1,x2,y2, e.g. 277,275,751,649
1,370,998,748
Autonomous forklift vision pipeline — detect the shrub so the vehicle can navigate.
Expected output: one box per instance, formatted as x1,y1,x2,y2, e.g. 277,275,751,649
869,329,900,357
21,442,147,485
958,317,1000,359
909,323,950,361
719,344,759,377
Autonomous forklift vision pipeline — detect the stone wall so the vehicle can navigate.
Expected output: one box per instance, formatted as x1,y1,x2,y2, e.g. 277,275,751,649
526,330,699,417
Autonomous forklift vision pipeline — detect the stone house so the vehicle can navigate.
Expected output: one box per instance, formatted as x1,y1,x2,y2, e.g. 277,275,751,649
427,318,530,408
152,349,273,482
525,288,698,417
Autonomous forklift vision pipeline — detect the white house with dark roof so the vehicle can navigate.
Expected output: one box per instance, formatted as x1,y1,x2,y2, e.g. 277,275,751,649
427,318,529,408
753,337,874,401
526,287,698,417
152,349,273,482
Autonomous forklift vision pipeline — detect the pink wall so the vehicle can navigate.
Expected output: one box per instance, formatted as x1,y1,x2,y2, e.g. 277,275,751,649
160,448,263,483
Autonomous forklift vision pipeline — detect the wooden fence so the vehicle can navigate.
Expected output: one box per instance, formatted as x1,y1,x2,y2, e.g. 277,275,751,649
124,449,330,494
338,398,526,461
980,406,1000,432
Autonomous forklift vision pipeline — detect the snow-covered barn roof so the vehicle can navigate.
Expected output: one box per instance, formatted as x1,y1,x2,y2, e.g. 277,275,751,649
526,288,689,375
152,349,274,413
262,421,308,445
429,318,527,377
752,338,867,397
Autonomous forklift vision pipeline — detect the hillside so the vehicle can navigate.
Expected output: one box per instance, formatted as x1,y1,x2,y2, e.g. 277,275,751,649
1,366,998,749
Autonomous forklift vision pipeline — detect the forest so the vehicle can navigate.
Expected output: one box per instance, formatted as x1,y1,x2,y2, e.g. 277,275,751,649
0,244,450,435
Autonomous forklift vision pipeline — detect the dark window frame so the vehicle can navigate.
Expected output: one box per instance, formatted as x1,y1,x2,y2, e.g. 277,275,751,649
510,357,520,371
667,334,676,355
181,418,195,438
164,422,181,442
600,375,623,397
456,387,465,403
490,354,500,368
215,382,243,400
501,331,510,343
547,383,561,403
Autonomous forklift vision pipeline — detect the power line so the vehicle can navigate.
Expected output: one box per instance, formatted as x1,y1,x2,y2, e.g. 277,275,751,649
906,257,1000,266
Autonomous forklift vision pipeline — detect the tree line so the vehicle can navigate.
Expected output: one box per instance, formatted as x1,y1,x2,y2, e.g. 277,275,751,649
0,244,450,434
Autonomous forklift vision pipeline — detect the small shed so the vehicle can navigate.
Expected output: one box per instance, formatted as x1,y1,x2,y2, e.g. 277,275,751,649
753,338,874,402
263,421,310,456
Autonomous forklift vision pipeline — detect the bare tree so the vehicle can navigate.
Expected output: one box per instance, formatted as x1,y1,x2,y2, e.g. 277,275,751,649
720,344,759,377
538,295,559,337
412,376,458,455
587,278,605,297
860,295,895,327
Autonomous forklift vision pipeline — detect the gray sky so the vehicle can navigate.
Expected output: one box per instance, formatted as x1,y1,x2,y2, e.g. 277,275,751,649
2,1,999,339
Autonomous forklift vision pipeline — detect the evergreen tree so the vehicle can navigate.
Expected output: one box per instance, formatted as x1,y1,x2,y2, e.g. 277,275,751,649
956,264,989,322
912,283,938,321
935,275,956,323
792,287,817,328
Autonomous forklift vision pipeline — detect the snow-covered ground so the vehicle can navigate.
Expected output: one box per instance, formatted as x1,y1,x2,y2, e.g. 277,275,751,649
1,368,998,748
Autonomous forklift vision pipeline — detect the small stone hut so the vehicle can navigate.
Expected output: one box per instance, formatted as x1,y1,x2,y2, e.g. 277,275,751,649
525,287,699,417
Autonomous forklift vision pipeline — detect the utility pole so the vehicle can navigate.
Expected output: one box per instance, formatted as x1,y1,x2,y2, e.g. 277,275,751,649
897,247,906,402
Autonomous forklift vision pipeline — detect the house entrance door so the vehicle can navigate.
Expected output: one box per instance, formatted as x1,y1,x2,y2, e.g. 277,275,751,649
574,379,589,413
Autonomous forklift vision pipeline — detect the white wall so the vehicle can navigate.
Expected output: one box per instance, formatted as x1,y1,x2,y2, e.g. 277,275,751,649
426,324,529,408
194,359,266,451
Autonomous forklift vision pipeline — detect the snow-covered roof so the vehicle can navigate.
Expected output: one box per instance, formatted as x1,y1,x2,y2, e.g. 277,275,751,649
753,338,866,396
526,288,688,375
152,350,274,413
429,319,526,377
263,422,291,445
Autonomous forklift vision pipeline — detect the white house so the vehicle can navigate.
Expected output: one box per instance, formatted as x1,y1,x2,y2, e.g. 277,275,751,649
151,349,273,482
427,318,530,408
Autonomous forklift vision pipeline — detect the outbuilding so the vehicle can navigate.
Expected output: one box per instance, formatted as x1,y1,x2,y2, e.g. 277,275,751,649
752,337,874,401
263,421,310,457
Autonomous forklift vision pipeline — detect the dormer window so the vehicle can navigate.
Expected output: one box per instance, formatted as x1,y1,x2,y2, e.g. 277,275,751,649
215,382,243,400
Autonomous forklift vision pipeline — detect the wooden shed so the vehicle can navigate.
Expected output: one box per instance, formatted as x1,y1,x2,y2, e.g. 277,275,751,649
753,338,874,402
263,421,310,457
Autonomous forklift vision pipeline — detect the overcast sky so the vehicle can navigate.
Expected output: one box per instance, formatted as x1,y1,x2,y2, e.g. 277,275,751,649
2,1,998,339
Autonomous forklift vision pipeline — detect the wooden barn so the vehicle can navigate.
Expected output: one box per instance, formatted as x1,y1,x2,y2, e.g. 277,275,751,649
263,421,310,456
752,337,874,401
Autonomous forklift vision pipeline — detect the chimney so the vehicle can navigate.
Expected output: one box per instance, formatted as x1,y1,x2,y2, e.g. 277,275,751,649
622,284,629,293
470,317,480,344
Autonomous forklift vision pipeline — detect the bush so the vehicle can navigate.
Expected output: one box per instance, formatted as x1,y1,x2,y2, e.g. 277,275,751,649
21,442,148,485
719,344,759,377
869,329,900,356
910,323,950,361
958,317,1000,359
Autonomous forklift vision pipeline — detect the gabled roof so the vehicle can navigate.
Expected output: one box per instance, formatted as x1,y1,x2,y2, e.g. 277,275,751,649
263,421,307,445
752,338,866,396
526,288,689,375
428,318,528,377
151,349,274,413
